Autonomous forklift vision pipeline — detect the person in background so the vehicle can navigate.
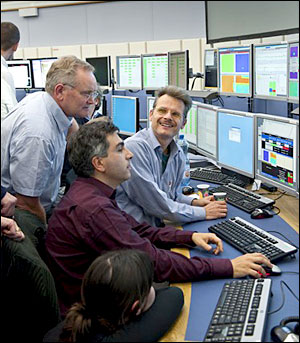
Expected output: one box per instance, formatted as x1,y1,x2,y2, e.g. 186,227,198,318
1,21,20,121
116,86,227,228
43,249,184,342
45,119,273,316
1,55,98,224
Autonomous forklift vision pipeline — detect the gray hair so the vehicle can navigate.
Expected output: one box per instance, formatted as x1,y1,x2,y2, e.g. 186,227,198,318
45,55,95,94
68,119,119,177
153,85,192,119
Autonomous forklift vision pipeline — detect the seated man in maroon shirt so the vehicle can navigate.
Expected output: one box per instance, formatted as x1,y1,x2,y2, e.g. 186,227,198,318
45,119,272,316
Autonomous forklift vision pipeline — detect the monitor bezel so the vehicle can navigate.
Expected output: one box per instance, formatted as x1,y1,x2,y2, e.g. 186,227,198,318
196,102,219,161
217,108,255,178
168,50,189,90
217,45,252,98
287,41,299,104
111,95,139,136
179,100,199,150
7,59,32,89
86,56,111,88
141,52,169,91
253,42,289,101
254,113,299,197
204,48,218,90
115,54,142,90
29,57,57,89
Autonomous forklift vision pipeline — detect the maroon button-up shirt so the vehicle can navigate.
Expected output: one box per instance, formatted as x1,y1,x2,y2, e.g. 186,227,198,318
45,177,233,315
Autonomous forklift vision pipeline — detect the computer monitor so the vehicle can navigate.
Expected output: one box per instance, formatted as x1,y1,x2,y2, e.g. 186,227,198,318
288,41,299,103
30,57,57,89
255,114,299,196
86,56,111,87
168,50,189,90
146,96,155,128
254,42,288,101
142,53,168,90
7,60,32,89
217,109,255,179
179,101,198,149
218,45,252,97
204,48,218,89
116,55,142,90
111,96,139,136
196,103,219,160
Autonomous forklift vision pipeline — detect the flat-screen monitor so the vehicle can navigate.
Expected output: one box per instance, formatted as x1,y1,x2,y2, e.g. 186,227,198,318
168,50,189,90
254,42,288,100
288,41,299,103
30,57,57,88
255,114,298,196
146,96,155,128
179,101,198,149
217,109,255,178
86,57,111,87
142,53,168,90
196,103,218,160
7,60,32,89
218,45,252,97
116,55,142,90
111,96,139,136
204,49,218,89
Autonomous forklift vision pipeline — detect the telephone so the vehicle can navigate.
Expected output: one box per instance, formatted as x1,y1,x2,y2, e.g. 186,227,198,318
271,316,299,342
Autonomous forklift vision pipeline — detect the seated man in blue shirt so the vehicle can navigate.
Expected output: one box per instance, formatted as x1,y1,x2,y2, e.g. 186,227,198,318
116,86,227,227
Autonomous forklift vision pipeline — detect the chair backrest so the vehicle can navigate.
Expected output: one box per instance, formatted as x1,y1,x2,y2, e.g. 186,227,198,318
1,235,61,342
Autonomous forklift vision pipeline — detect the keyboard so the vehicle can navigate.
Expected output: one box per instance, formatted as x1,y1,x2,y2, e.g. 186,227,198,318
208,216,298,262
204,278,272,342
190,168,247,188
209,183,275,213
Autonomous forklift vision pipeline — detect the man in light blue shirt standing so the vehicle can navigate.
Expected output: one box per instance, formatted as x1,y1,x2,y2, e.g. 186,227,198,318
1,56,98,223
116,86,227,227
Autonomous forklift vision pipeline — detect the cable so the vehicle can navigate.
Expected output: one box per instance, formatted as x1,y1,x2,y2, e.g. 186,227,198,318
266,230,299,250
191,77,197,90
268,280,299,315
270,205,281,215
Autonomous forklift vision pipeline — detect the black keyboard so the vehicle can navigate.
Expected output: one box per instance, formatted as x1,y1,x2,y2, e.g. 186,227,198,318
204,279,272,342
190,168,246,188
209,183,275,213
208,216,298,262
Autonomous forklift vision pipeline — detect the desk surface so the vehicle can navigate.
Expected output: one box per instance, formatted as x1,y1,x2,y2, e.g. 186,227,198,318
160,185,299,342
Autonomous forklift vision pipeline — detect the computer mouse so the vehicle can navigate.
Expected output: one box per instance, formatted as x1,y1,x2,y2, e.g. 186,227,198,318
182,186,194,195
250,208,274,219
261,264,282,276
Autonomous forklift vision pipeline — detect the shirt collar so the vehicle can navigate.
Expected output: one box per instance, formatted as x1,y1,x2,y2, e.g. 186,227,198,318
78,176,116,199
1,55,8,68
148,127,180,156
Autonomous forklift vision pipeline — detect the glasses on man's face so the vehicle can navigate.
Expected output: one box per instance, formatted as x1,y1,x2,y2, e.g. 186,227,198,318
63,83,99,101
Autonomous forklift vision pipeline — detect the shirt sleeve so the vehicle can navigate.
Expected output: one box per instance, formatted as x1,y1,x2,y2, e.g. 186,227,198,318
1,77,17,120
119,139,205,224
84,203,233,283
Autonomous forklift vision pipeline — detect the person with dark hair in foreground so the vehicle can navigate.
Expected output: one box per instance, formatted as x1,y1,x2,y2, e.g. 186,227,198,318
43,249,184,342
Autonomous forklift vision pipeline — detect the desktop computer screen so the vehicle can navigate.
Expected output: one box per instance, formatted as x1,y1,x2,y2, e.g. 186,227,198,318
168,50,189,90
204,49,218,89
111,96,139,136
7,60,32,89
30,57,57,88
255,114,298,196
142,53,168,90
288,41,299,103
218,45,252,97
217,109,255,178
254,43,288,100
146,96,155,128
196,103,218,160
116,55,142,90
86,57,111,87
179,101,198,148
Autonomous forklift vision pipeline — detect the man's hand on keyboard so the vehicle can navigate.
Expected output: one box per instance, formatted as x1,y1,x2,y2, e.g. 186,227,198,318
204,200,228,220
191,232,223,255
231,253,273,278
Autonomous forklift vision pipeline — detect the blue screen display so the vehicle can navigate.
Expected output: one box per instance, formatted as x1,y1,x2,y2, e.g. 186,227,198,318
112,96,137,135
218,111,254,176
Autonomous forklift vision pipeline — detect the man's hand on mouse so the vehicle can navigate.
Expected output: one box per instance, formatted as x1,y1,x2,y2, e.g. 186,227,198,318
231,253,273,278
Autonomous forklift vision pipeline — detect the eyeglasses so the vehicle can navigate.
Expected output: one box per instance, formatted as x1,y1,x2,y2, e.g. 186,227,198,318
63,83,99,101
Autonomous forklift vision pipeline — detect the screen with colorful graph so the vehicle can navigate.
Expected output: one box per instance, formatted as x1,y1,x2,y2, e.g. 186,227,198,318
179,102,198,148
288,42,299,103
254,43,288,100
218,46,252,97
255,114,298,196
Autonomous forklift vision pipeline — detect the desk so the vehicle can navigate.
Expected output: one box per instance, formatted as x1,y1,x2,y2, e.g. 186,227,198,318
160,182,299,342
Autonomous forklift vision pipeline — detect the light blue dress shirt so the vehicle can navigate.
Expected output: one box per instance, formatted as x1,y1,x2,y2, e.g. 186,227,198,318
116,128,205,226
1,91,72,212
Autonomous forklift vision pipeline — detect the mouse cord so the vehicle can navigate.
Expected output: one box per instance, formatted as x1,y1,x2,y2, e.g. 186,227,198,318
270,205,280,215
265,230,299,250
267,280,299,315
